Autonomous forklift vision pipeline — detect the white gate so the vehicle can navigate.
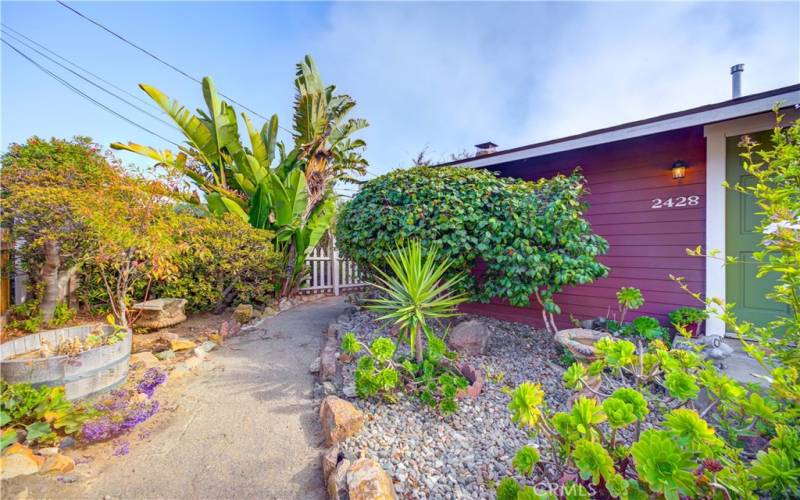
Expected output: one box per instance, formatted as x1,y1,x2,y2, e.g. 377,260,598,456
299,240,367,295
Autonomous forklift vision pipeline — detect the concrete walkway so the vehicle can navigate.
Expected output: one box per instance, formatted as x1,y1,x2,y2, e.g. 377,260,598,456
6,296,347,500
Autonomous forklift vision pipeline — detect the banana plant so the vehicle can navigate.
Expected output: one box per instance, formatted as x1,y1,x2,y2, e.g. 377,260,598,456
111,55,368,297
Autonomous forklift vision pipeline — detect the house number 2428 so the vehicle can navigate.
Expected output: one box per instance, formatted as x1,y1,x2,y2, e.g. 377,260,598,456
651,196,700,209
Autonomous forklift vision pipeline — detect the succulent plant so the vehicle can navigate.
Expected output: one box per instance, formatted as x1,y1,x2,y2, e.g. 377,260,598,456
512,445,541,476
631,429,696,499
572,439,614,485
664,371,700,400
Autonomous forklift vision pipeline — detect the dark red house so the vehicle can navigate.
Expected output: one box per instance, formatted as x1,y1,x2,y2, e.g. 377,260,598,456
444,83,800,336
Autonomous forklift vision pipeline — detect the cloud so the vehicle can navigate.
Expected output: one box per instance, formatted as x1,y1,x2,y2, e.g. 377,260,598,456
311,2,799,175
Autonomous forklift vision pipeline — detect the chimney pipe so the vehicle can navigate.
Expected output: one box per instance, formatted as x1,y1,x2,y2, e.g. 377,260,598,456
731,64,744,99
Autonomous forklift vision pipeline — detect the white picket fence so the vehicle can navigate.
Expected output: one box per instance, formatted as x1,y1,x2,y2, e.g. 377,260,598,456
299,240,367,295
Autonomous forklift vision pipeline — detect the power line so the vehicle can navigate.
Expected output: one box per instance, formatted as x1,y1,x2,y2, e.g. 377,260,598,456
56,0,293,134
1,22,160,113
1,27,178,131
2,38,182,148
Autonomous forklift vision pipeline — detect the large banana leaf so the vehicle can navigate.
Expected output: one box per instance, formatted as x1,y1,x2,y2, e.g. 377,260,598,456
248,182,272,229
262,114,279,167
293,55,327,149
296,195,335,260
220,196,248,222
270,168,308,227
138,83,219,167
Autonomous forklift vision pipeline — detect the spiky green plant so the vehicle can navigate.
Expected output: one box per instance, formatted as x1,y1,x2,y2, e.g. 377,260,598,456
367,240,467,363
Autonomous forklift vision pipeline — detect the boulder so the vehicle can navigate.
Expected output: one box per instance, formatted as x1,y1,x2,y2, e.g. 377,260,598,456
170,338,197,352
130,351,160,369
154,350,175,361
132,298,187,329
447,320,490,356
39,453,75,474
347,458,397,500
320,396,364,446
322,445,341,483
0,453,40,479
233,304,254,324
219,319,242,339
309,357,321,374
320,338,338,382
327,458,350,500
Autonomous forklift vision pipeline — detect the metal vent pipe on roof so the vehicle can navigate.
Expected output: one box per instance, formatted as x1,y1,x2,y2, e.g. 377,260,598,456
731,64,744,98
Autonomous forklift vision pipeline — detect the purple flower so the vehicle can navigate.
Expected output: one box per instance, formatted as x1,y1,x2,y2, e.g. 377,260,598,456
137,368,167,398
112,440,129,456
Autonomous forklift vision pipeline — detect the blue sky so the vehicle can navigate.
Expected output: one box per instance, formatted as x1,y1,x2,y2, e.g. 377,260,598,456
2,1,799,186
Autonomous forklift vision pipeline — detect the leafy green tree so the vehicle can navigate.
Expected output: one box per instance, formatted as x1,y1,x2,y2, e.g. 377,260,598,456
112,55,368,296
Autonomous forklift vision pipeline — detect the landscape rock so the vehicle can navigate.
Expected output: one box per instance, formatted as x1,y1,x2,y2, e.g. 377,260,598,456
194,341,217,358
170,338,197,351
132,298,187,329
154,350,175,361
327,458,350,500
326,322,341,339
130,351,160,369
323,382,337,396
39,453,75,474
309,357,321,374
322,445,341,483
59,437,75,449
233,304,254,324
456,363,484,399
37,447,60,457
320,338,338,382
347,458,397,500
320,396,365,446
262,306,279,318
131,332,170,353
0,452,41,479
219,319,242,338
447,319,491,355
343,384,357,398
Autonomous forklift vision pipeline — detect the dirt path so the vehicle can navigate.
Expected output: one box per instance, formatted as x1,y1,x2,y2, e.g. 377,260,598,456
5,296,348,500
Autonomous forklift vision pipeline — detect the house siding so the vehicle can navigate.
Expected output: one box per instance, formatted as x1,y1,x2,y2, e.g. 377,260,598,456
460,127,707,328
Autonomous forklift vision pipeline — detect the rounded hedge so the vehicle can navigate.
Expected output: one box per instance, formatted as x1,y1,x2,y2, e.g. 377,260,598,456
336,166,608,313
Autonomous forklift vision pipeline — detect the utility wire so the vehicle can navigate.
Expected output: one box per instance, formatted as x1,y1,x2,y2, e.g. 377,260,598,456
56,0,294,134
2,38,182,148
1,22,161,113
1,27,178,131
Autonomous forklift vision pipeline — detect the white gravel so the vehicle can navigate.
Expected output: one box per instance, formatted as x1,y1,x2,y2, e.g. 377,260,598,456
336,310,571,499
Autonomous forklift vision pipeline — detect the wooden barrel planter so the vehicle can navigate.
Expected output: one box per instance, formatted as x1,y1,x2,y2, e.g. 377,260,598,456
0,325,132,400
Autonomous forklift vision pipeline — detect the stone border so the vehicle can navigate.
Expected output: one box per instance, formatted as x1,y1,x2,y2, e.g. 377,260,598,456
314,306,397,499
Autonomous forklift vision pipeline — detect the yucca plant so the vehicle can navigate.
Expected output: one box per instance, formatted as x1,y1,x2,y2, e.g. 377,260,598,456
367,240,467,364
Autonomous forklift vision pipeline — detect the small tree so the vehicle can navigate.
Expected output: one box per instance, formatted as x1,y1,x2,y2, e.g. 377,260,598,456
76,177,184,327
0,137,117,324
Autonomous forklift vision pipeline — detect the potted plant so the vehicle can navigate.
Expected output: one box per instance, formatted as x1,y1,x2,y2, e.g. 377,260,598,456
668,306,708,338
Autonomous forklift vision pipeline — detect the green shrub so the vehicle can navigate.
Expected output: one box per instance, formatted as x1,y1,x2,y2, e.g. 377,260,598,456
337,166,608,331
668,306,709,327
0,382,97,451
80,213,282,313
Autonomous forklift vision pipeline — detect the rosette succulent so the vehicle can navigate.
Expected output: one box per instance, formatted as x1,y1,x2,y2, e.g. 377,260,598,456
631,429,696,499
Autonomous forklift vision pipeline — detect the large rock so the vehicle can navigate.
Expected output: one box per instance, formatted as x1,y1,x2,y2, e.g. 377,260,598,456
320,396,364,446
327,458,350,500
233,304,254,324
347,458,397,500
132,298,187,329
320,338,338,382
447,320,490,356
322,445,341,483
130,351,160,369
170,338,197,351
39,453,75,474
0,444,43,479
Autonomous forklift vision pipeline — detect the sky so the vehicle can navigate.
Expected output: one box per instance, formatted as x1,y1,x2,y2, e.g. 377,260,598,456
2,1,799,188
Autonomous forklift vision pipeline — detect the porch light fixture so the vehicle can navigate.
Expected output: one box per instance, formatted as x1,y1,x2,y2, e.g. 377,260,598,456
671,160,688,180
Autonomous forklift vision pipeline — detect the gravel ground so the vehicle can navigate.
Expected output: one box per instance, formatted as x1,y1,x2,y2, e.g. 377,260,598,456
336,310,572,499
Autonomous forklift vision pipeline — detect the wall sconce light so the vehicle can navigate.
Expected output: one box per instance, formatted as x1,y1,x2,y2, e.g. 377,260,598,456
672,160,688,180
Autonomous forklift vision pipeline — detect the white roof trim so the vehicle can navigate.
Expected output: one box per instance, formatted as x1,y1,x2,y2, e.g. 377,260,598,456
460,89,800,168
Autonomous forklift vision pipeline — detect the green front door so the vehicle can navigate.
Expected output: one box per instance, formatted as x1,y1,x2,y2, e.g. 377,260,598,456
725,132,788,327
